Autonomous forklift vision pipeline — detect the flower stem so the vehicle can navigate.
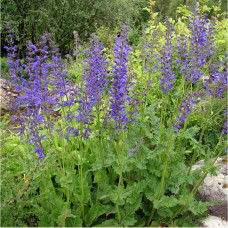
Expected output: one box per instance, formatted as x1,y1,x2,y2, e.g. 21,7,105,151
147,130,174,226
187,122,207,176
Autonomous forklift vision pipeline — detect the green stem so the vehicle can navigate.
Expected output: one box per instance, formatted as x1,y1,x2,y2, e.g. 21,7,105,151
115,139,121,166
213,105,225,118
95,142,99,162
62,189,70,226
187,122,207,176
159,98,168,145
116,165,123,223
180,73,185,95
147,130,174,226
174,119,189,160
211,133,224,157
79,138,85,218
60,133,65,174
115,138,123,223
96,182,100,205
97,108,105,165
139,101,146,164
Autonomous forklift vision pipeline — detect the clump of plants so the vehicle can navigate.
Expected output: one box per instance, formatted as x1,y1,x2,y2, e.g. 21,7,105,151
1,11,227,227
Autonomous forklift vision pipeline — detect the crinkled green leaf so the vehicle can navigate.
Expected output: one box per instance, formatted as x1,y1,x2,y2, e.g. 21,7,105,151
94,219,118,227
85,204,99,226
123,214,137,226
183,127,200,140
57,209,76,227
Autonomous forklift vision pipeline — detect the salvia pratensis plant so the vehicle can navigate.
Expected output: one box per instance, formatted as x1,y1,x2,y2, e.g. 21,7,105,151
2,14,227,227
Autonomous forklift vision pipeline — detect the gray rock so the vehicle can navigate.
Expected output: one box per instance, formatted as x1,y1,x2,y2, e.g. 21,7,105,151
199,215,228,227
192,156,228,220
0,78,18,114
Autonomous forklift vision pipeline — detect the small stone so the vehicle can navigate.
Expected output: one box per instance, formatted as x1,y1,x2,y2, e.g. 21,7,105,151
199,215,228,228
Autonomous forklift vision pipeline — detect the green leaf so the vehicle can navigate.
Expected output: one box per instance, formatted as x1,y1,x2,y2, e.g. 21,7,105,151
187,200,216,215
98,181,112,200
123,214,137,226
140,202,151,216
183,127,200,140
65,218,83,227
186,169,201,184
142,7,150,13
125,195,142,213
150,221,161,227
144,177,160,201
85,204,99,227
153,196,180,210
167,162,187,193
126,180,148,204
159,195,180,208
157,207,174,218
146,143,166,159
48,193,65,222
135,214,146,226
153,199,160,209
94,219,118,227
57,209,76,227
145,104,160,134
136,160,147,170
125,126,140,151
93,171,102,183
37,213,54,227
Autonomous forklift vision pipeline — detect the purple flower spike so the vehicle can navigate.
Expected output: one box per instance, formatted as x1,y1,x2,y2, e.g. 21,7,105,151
108,24,138,131
171,92,200,131
204,58,228,99
177,15,216,84
154,20,177,94
83,34,108,106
